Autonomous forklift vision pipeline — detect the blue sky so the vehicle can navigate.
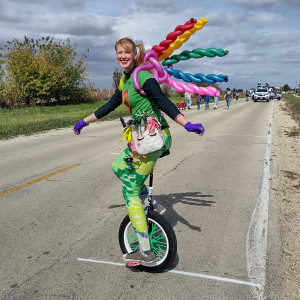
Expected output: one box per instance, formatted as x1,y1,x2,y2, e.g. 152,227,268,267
0,0,299,91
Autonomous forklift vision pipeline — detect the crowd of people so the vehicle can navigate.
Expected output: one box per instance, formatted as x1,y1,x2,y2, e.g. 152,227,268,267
184,88,232,110
182,87,278,111
185,91,221,110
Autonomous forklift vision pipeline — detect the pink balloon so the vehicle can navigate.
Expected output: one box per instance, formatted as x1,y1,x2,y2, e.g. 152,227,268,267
132,64,153,95
132,50,220,97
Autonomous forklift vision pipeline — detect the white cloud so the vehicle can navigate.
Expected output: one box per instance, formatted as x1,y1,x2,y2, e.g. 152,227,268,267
34,13,115,37
245,11,282,25
0,0,299,89
235,0,279,9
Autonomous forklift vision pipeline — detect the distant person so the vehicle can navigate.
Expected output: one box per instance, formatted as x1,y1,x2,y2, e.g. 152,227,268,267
269,91,275,100
245,90,249,101
223,87,232,109
196,94,201,110
213,95,219,109
236,91,239,101
277,93,282,101
185,92,193,109
204,94,210,110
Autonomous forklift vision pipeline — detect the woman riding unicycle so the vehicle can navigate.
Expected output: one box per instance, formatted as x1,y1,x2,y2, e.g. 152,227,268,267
73,37,205,267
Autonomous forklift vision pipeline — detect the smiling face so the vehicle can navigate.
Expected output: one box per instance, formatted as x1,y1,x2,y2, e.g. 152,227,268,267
116,44,136,73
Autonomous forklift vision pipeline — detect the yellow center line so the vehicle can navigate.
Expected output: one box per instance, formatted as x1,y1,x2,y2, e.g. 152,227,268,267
0,163,82,198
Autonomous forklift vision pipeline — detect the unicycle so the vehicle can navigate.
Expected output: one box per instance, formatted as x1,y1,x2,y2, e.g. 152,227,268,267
118,151,177,273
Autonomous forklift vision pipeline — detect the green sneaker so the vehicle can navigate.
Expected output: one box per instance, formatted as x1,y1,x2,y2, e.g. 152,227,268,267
123,249,155,263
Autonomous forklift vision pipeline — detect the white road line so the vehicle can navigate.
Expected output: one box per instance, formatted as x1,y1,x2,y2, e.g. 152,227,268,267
170,269,262,287
77,258,262,288
77,258,124,267
246,101,274,299
213,133,267,138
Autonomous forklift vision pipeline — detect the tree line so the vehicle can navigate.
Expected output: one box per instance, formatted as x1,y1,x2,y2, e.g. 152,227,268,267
0,36,88,108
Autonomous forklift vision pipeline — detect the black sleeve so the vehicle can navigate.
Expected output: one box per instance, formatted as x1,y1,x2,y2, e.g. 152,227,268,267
142,78,181,121
94,89,122,119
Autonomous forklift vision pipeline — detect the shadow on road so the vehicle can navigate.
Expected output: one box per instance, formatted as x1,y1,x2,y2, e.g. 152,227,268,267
155,192,215,232
108,191,215,233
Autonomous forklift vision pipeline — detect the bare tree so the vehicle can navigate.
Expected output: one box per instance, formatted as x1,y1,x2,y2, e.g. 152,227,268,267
161,84,172,97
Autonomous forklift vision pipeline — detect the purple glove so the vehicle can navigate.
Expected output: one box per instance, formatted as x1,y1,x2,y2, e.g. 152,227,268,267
73,119,88,134
184,122,205,135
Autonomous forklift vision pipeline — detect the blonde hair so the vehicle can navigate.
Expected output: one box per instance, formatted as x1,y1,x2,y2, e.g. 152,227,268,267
115,38,145,66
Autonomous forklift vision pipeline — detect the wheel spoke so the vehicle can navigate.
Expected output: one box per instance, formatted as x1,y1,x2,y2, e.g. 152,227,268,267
124,215,173,267
149,223,168,261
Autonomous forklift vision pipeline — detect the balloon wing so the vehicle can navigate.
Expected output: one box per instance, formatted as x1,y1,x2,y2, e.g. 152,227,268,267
134,17,228,97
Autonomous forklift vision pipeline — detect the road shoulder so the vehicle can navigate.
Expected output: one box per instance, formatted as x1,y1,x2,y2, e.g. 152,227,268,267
267,100,300,299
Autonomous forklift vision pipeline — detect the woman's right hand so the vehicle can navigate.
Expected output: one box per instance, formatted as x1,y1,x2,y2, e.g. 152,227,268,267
73,119,88,135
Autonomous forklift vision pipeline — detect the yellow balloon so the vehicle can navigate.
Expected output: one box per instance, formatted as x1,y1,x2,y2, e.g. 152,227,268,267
158,17,208,61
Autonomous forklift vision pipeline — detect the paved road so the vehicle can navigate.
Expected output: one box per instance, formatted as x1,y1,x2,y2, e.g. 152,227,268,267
0,99,278,299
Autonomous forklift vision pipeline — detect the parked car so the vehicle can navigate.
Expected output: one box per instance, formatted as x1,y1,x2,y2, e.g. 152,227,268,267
253,88,270,102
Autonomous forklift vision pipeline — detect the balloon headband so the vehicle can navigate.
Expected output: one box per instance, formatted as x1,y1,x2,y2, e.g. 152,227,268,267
132,17,229,97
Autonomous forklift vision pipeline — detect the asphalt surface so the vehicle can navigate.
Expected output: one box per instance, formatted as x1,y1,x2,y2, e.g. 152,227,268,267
0,99,279,300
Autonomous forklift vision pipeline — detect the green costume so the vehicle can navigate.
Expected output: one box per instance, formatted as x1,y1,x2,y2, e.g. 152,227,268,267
113,70,172,236
94,66,181,252
112,129,171,235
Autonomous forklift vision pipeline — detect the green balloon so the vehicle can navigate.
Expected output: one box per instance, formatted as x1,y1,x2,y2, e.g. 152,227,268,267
162,48,229,66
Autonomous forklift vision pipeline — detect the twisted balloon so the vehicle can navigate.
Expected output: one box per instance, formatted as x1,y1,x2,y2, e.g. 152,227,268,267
152,18,197,59
162,48,229,66
152,17,207,61
132,50,220,97
158,18,208,61
133,17,228,98
166,80,220,96
164,67,228,84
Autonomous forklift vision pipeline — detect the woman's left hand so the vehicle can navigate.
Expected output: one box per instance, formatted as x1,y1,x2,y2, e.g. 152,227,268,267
184,122,205,135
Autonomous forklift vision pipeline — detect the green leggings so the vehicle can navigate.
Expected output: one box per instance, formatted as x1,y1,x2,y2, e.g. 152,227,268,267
112,128,172,235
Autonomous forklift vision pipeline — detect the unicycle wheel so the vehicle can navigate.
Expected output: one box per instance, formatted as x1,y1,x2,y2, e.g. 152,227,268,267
119,210,177,273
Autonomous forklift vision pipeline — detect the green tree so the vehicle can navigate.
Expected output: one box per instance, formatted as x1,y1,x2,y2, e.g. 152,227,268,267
283,84,291,92
0,36,88,107
112,67,123,90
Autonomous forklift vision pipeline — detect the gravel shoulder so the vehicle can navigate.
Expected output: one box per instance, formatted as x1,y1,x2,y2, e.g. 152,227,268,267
270,100,300,299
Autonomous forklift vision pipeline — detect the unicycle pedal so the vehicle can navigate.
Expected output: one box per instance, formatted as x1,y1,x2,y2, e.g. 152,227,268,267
126,261,141,267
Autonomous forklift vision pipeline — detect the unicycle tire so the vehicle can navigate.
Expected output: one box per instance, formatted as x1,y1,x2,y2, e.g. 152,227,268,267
119,210,177,273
